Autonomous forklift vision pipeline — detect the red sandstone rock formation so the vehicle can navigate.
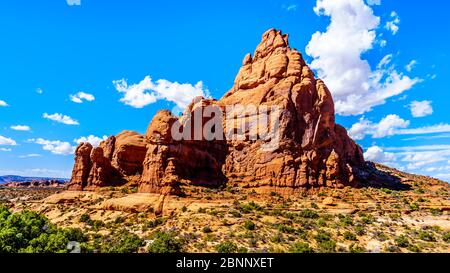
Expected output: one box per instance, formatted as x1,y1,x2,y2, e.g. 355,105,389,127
68,131,146,190
68,28,366,194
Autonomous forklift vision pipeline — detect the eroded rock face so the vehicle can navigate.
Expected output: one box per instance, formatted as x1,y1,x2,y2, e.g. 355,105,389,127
68,131,146,190
69,28,366,194
218,29,364,189
140,105,227,195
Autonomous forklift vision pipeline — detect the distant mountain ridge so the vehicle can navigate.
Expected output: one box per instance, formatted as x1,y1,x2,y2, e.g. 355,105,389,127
0,175,69,184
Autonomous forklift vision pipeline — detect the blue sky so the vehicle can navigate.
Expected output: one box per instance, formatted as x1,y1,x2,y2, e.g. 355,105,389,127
0,0,449,181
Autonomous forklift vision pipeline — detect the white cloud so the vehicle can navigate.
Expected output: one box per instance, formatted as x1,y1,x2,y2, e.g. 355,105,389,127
366,0,381,5
402,133,450,141
19,154,42,158
305,0,419,116
70,91,95,103
408,100,433,118
349,114,409,140
66,0,81,6
0,135,17,146
397,123,450,135
29,138,75,155
385,11,400,35
364,146,396,164
369,145,450,181
113,76,209,109
405,60,417,72
435,173,450,181
36,88,43,94
74,135,107,147
0,100,8,107
349,114,450,140
384,145,450,152
282,4,298,12
0,148,12,152
10,125,31,131
43,113,79,125
382,145,450,171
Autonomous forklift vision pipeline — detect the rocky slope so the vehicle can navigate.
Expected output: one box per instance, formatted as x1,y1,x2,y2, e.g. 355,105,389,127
68,29,387,195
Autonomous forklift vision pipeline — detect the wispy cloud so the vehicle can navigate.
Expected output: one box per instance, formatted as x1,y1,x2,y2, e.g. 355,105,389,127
70,91,95,103
0,100,8,107
43,113,79,125
66,0,81,6
402,133,450,141
397,124,450,135
282,4,298,12
19,154,42,158
405,60,418,72
0,148,12,152
408,100,433,118
0,135,17,146
10,125,31,131
364,145,450,181
349,115,450,140
385,11,400,35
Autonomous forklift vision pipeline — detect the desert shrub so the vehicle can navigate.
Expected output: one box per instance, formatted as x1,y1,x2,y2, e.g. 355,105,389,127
229,210,242,218
299,209,319,219
409,203,420,211
385,245,400,253
248,238,257,247
343,231,357,241
238,247,248,253
373,231,389,242
394,235,410,248
238,201,262,214
101,229,143,253
270,191,281,198
197,207,207,213
114,216,125,224
270,233,283,243
147,217,166,228
314,231,336,253
348,244,365,253
339,215,354,226
79,213,90,223
216,241,238,253
277,224,296,234
354,224,365,236
289,242,314,253
359,214,375,224
202,226,212,233
443,232,450,243
407,244,421,252
147,231,183,253
429,208,442,216
418,231,435,242
244,220,256,231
